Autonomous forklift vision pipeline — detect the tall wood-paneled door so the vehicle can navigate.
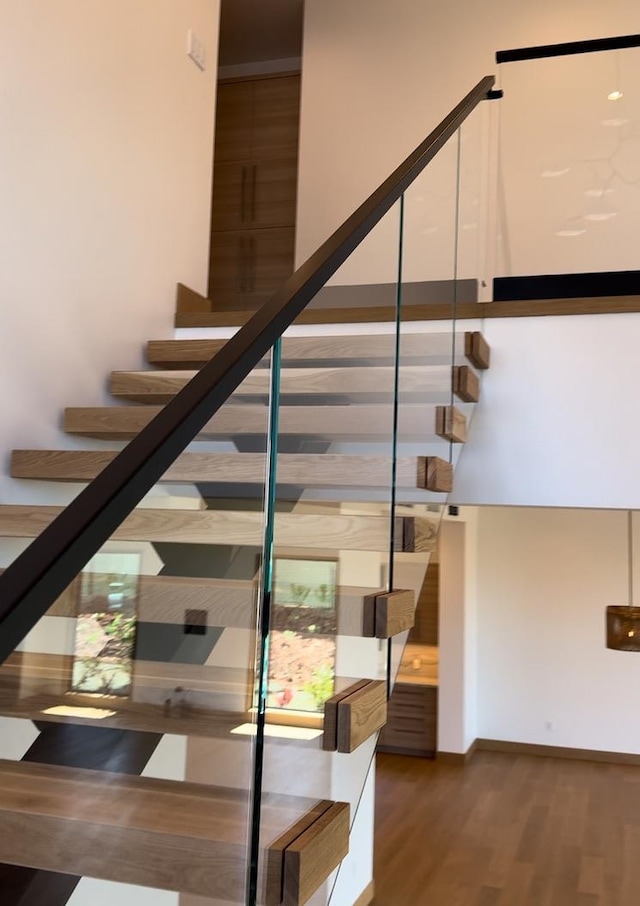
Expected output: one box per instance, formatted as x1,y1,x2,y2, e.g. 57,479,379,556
208,73,301,311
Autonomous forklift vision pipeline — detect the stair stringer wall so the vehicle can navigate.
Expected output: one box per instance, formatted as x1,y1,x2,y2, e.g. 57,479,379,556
450,312,640,509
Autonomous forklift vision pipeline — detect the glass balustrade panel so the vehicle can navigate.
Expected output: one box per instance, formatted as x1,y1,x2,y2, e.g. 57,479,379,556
497,48,640,287
251,201,404,906
0,364,278,906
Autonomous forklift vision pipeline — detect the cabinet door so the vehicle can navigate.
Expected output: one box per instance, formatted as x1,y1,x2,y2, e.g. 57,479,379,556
214,81,254,163
250,157,298,229
208,231,246,305
213,158,298,232
211,162,253,232
377,683,437,756
249,227,296,295
215,75,300,163
252,75,301,160
208,228,295,311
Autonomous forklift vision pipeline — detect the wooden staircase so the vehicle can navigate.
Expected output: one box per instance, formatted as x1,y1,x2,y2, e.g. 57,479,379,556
0,323,490,904
0,759,349,904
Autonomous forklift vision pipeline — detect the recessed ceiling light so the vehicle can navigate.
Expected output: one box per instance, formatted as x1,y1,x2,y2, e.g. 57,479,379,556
608,90,624,101
602,118,630,127
583,212,618,221
542,167,570,178
555,229,587,237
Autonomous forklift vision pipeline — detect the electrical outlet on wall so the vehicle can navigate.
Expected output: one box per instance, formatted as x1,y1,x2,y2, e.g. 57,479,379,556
187,29,207,71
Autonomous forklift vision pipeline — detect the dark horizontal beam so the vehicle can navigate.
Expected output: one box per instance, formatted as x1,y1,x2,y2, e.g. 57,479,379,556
497,33,640,64
0,75,495,664
494,270,640,302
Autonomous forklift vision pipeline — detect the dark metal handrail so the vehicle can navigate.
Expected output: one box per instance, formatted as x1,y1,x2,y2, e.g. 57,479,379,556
497,32,640,64
0,75,494,661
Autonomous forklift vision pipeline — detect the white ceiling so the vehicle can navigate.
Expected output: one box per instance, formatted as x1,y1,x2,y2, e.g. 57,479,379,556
219,0,304,67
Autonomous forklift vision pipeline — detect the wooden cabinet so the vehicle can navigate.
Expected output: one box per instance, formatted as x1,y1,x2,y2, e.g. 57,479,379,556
209,227,296,310
252,76,301,160
208,74,300,310
213,81,254,163
211,158,298,232
376,564,440,756
377,683,438,757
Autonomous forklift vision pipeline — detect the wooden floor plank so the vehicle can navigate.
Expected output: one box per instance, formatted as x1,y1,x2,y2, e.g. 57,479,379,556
374,750,640,906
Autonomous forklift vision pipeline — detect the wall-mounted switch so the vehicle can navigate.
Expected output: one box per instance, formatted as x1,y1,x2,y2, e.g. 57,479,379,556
187,29,207,71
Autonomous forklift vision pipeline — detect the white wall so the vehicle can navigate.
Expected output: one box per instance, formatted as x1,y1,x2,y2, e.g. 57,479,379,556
0,0,220,506
298,0,640,278
450,312,640,509
438,520,467,754
438,512,480,755
0,6,218,903
475,506,640,754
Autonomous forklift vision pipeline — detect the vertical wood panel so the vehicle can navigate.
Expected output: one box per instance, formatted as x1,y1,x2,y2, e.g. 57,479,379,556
209,75,300,308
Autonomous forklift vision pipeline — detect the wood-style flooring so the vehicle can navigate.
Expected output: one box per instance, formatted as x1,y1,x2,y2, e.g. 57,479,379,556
374,751,640,906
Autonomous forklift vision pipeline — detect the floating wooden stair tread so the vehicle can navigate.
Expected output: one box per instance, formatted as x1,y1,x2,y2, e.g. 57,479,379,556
137,574,255,628
0,680,248,742
33,574,387,638
435,406,467,443
0,653,273,739
0,652,379,740
63,404,451,442
363,589,416,639
0,759,348,903
323,679,387,754
44,573,258,629
12,450,448,492
148,332,478,369
20,571,258,627
266,800,350,906
109,365,458,404
418,456,453,493
452,365,480,403
7,651,252,700
147,333,464,369
465,331,491,370
0,505,438,552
